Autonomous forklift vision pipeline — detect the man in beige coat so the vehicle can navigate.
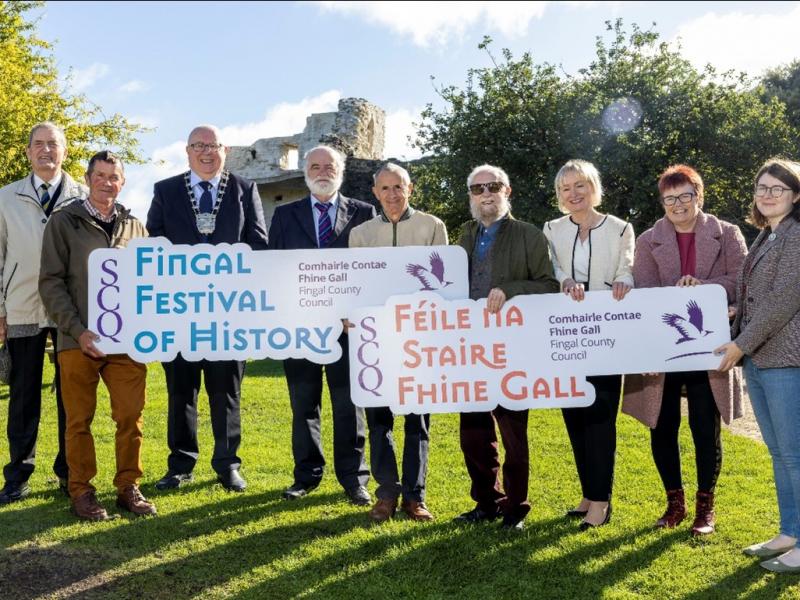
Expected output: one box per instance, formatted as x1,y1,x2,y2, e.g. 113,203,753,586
349,163,447,522
0,122,87,504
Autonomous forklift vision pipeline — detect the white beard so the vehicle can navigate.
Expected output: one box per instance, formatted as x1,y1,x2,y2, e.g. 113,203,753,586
470,196,510,223
305,172,343,198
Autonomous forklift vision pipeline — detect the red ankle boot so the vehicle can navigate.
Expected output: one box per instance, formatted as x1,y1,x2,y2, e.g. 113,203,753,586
691,491,715,536
655,488,686,528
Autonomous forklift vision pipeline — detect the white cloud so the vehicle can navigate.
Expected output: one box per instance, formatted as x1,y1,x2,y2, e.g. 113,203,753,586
118,80,149,94
672,5,800,76
315,1,549,47
218,90,341,145
121,91,345,220
384,107,423,160
68,63,110,92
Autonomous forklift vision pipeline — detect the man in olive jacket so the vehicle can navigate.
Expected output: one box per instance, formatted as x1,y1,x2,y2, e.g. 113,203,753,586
454,164,558,531
39,151,155,522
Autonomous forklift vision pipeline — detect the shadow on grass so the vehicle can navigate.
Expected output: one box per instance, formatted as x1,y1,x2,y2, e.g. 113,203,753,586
2,489,350,599
681,560,800,599
75,494,371,598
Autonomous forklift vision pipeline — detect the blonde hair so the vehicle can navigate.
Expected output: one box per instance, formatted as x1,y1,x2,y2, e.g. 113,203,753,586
554,159,603,214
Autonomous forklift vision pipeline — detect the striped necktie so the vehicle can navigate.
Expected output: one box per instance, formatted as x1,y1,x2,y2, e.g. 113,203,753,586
315,202,333,248
40,183,53,215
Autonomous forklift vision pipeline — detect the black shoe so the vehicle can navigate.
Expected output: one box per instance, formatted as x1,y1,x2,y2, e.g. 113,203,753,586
454,505,502,523
565,508,589,519
282,481,319,500
58,477,70,498
0,481,30,504
217,469,246,492
500,513,526,531
154,471,194,491
579,503,612,531
344,485,371,506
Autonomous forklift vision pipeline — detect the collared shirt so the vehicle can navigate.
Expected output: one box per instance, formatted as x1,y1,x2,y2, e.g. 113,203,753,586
82,198,118,224
473,214,508,261
189,170,221,206
32,172,63,203
309,193,339,246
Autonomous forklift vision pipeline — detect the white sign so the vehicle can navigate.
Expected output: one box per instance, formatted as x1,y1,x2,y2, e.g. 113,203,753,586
87,238,468,363
348,285,731,414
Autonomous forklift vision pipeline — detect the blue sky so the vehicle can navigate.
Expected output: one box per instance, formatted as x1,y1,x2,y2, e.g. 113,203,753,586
31,1,800,216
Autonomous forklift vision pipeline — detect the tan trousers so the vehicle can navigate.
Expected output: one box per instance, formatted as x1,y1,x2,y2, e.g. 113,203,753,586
58,349,147,498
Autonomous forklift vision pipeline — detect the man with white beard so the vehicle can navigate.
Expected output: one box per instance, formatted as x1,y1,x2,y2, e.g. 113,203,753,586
267,145,375,505
454,164,558,531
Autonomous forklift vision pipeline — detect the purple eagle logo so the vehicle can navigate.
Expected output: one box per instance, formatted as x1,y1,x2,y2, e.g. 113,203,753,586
662,300,714,344
662,300,715,361
406,252,453,291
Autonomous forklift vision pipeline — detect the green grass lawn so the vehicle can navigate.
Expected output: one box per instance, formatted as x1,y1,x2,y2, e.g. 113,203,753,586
1,359,798,599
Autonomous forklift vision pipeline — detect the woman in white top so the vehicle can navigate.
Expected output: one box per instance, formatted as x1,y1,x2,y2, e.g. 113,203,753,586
543,159,634,529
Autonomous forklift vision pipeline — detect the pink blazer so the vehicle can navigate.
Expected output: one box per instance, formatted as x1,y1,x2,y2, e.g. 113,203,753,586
622,211,747,428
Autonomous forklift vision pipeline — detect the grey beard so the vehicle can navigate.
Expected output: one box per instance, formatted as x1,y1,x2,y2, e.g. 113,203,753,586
471,198,510,223
306,173,343,198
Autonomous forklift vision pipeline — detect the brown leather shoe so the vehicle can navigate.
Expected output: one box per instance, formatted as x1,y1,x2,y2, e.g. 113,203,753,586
401,499,434,522
71,491,114,521
655,488,686,528
116,485,157,517
691,491,715,536
368,497,398,523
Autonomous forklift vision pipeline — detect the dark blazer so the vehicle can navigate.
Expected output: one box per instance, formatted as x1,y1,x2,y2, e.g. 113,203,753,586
457,215,559,299
267,194,376,250
146,171,268,249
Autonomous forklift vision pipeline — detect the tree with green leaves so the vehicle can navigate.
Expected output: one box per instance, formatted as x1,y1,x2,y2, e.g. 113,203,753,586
412,21,800,241
761,59,800,132
0,1,143,184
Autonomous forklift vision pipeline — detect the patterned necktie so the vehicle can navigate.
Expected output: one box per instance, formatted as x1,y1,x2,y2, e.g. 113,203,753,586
198,181,213,213
40,183,53,216
315,202,332,248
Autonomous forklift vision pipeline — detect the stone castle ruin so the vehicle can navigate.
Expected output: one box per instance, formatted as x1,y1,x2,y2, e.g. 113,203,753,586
226,98,388,224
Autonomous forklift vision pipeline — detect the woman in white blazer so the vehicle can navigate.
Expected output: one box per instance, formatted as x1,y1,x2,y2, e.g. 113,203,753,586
543,159,634,530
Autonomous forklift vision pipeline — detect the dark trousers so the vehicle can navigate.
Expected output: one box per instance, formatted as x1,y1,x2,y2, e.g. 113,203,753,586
367,407,430,502
651,370,722,493
562,374,621,502
4,328,67,483
459,406,530,519
163,355,245,475
283,334,368,489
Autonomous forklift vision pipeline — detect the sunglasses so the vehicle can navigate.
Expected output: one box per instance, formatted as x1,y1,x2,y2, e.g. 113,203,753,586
469,181,505,195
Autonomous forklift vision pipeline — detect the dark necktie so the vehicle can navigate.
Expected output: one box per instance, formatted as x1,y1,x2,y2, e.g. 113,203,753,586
315,202,332,248
40,183,53,216
198,181,213,213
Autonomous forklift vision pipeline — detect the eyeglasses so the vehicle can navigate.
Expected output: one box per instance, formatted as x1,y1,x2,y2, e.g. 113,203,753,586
189,142,224,153
469,181,505,195
754,184,792,198
662,192,696,206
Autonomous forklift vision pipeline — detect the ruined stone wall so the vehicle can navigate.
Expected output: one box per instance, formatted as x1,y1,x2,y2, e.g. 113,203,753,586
226,98,386,182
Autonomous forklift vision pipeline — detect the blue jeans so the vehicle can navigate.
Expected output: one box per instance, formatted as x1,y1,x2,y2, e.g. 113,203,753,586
744,357,800,546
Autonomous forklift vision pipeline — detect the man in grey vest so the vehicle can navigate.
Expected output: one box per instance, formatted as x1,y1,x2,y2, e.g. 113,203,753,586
454,164,558,531
0,122,87,503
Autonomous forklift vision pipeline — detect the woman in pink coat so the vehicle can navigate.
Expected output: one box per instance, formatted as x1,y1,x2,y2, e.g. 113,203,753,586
622,165,746,536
